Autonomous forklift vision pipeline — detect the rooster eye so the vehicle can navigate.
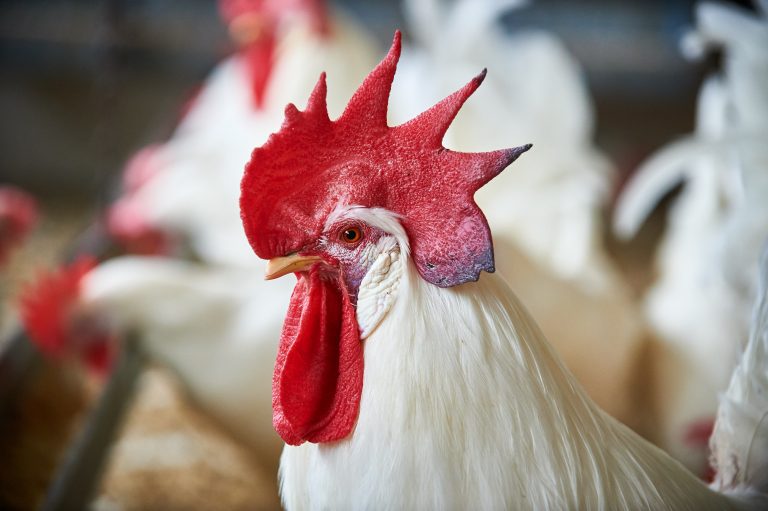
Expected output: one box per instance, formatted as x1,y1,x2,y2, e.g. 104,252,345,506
340,227,363,245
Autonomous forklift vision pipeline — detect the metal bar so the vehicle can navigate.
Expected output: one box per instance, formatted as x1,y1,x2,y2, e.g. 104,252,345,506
41,335,146,511
0,332,41,412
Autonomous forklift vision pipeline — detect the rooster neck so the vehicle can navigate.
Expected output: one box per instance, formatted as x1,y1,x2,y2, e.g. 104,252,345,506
280,264,734,510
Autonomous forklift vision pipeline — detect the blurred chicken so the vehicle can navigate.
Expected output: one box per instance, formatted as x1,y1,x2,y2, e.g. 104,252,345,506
20,256,293,472
388,0,648,431
40,0,381,484
108,0,379,267
239,35,768,509
614,0,768,474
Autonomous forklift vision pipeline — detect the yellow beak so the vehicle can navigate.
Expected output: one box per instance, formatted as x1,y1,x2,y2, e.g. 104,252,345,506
265,254,323,280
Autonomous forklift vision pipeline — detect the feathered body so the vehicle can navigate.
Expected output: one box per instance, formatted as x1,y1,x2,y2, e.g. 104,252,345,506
278,211,756,510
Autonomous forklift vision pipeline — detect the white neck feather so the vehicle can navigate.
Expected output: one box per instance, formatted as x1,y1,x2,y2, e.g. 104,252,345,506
280,255,740,511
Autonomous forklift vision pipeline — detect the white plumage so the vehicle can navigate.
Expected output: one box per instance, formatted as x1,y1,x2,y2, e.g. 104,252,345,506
278,207,767,510
613,0,768,472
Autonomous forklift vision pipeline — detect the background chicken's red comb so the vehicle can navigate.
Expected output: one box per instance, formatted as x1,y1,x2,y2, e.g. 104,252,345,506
19,256,96,359
218,0,327,31
240,31,531,287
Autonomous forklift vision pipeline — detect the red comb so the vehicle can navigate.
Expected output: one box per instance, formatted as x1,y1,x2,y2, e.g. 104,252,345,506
220,0,328,108
240,31,531,287
218,0,328,31
19,257,113,373
0,186,39,266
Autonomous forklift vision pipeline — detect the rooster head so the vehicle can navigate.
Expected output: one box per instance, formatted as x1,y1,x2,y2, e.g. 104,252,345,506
240,31,530,445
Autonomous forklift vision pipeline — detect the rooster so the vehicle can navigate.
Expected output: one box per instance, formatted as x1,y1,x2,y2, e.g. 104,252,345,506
107,0,378,267
613,0,768,474
389,0,647,431
240,33,768,509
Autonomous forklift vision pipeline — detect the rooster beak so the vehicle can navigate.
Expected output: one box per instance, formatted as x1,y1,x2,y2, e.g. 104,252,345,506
265,254,323,280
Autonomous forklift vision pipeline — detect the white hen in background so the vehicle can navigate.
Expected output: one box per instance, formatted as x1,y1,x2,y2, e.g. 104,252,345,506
20,255,293,470
55,0,380,474
613,0,768,475
389,0,649,431
109,0,379,267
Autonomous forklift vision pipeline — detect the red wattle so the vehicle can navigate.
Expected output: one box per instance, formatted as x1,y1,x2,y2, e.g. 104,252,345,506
273,266,363,445
243,30,277,110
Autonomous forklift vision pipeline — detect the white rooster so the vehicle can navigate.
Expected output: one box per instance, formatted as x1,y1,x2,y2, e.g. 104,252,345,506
237,33,768,509
614,0,768,474
49,0,381,469
389,0,647,431
108,0,379,267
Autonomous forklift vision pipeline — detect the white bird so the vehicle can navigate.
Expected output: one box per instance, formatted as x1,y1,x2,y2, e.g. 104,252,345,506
108,0,379,268
55,0,382,472
388,0,647,430
613,0,768,474
235,34,768,509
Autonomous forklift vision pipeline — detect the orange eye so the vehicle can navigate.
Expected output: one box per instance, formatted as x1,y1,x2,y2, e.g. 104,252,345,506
340,227,363,244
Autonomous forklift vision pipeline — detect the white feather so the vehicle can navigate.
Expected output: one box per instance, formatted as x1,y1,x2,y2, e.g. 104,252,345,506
279,211,754,510
356,248,403,340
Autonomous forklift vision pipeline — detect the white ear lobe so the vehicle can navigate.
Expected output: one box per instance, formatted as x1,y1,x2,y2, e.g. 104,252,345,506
357,248,403,339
